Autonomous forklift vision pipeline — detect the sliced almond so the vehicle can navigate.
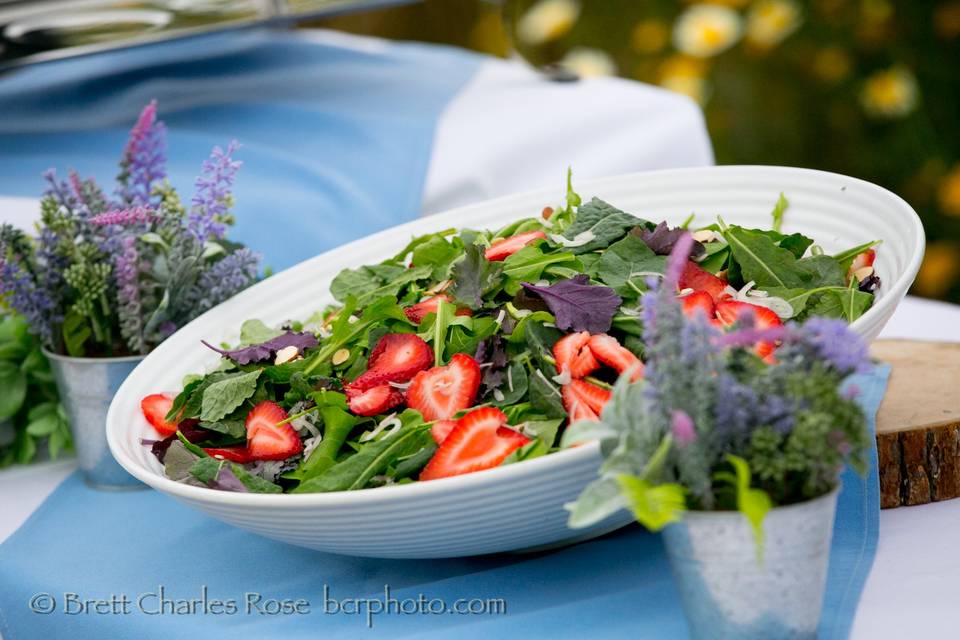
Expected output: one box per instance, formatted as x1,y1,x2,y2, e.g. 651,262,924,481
332,348,351,366
853,266,874,282
274,345,299,365
692,229,715,243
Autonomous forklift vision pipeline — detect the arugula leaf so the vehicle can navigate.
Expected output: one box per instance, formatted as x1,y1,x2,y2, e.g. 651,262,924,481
595,235,667,299
501,245,579,295
293,422,432,493
501,438,550,465
303,295,408,374
450,242,503,310
521,275,622,333
528,368,566,419
562,198,647,254
198,418,246,439
723,224,807,288
778,233,814,259
803,286,873,322
411,235,461,281
492,361,529,406
523,418,563,447
330,264,432,305
796,255,845,287
199,370,261,422
770,192,788,233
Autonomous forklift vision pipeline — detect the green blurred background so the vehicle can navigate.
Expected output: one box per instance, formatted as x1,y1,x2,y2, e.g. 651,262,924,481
318,0,960,302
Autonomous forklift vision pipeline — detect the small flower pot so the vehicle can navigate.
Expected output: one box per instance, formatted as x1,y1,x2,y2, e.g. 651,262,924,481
44,350,146,490
662,487,840,640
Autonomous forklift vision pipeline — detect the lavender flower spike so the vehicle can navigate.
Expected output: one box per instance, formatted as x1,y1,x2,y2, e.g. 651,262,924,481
114,235,146,354
117,100,167,207
89,206,157,227
0,255,56,346
189,141,242,242
801,317,869,375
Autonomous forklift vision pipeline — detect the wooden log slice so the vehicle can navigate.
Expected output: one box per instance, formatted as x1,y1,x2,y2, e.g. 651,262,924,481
871,340,960,509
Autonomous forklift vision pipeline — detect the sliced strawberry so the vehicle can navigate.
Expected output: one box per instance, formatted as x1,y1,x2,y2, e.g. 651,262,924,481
245,401,303,461
588,334,644,382
681,290,717,320
679,260,729,302
406,353,481,421
420,407,529,481
715,300,784,359
350,333,432,391
849,248,876,272
431,419,458,445
848,248,876,281
346,383,405,417
568,379,611,414
484,230,548,261
141,392,179,436
404,294,473,325
203,446,253,464
562,384,600,422
553,331,600,379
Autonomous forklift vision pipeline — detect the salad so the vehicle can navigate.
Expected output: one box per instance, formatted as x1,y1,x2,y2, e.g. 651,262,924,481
140,176,881,494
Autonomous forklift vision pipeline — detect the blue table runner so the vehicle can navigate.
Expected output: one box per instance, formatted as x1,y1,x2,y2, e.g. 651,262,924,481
0,366,888,639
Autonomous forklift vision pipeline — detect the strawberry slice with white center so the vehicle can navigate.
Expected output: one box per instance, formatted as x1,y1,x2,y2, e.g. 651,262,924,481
419,407,529,481
404,294,473,325
348,333,432,391
681,290,716,320
141,392,180,436
346,384,405,417
484,230,547,262
588,334,644,382
405,353,481,421
679,260,728,302
715,300,784,360
553,331,600,379
561,384,600,422
430,419,459,445
245,401,303,461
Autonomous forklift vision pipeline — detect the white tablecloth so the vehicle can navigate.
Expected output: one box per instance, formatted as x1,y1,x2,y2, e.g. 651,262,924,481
1,28,957,639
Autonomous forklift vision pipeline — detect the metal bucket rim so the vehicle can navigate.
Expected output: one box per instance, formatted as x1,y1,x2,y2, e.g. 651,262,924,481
42,348,146,364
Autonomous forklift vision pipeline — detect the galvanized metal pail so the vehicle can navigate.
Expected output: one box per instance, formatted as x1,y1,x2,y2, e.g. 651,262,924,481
663,487,840,640
44,350,146,490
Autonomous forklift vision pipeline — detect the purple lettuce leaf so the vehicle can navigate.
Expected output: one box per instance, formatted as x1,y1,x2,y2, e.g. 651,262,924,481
202,330,318,365
210,466,250,492
521,275,622,333
632,222,704,258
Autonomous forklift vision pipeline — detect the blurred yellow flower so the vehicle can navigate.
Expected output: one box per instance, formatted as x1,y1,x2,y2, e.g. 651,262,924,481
559,47,618,77
673,4,743,58
860,66,919,119
934,2,960,40
632,19,670,54
746,0,802,48
938,165,960,216
861,0,893,23
516,0,580,46
812,46,852,84
914,242,960,298
659,55,710,104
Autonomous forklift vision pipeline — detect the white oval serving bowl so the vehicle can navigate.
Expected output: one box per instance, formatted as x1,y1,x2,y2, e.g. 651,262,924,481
107,166,924,558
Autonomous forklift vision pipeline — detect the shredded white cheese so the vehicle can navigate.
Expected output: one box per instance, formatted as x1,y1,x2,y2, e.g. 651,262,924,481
549,230,595,247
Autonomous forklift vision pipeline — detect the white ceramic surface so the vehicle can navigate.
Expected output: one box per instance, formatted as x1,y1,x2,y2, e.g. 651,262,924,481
107,166,924,559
